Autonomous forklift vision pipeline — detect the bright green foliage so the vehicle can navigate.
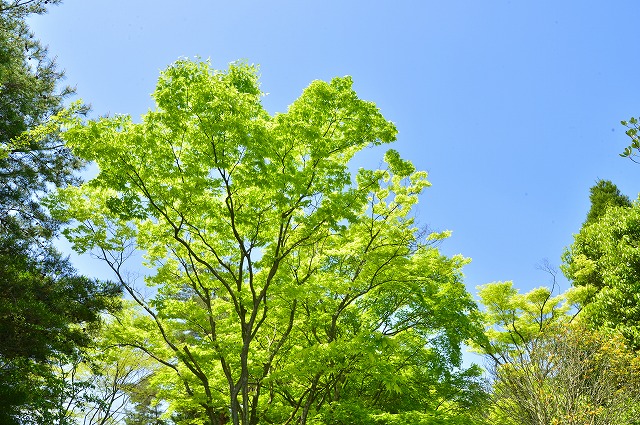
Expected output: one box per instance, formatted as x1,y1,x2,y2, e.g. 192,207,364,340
48,59,485,425
583,179,631,226
53,329,162,425
476,282,640,425
563,201,640,348
475,281,572,357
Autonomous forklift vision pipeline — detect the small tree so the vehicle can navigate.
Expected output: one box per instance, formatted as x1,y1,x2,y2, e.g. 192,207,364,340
55,341,158,425
475,281,640,425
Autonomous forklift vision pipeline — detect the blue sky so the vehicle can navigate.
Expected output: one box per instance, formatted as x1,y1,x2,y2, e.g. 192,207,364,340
30,1,639,298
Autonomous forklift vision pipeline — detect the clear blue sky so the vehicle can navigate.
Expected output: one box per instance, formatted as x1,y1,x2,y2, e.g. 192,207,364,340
30,0,640,297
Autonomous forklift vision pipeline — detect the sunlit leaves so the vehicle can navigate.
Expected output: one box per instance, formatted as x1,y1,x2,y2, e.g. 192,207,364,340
476,281,640,425
49,58,483,424
475,281,570,359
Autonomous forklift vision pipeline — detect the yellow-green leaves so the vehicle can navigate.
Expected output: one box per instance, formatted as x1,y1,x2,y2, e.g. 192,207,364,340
475,281,572,357
49,58,482,424
384,149,415,177
475,280,640,425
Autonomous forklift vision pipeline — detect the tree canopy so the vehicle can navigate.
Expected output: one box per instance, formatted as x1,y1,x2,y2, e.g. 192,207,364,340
7,4,640,423
48,59,486,425
563,198,640,348
475,281,640,425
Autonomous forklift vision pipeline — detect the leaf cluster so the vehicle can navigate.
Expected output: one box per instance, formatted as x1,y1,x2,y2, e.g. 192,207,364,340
621,116,640,162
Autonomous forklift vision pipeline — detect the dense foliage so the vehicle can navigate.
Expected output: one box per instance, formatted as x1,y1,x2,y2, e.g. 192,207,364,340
475,281,640,425
0,1,120,423
563,191,640,348
5,3,640,423
472,179,640,424
582,179,631,226
47,59,487,425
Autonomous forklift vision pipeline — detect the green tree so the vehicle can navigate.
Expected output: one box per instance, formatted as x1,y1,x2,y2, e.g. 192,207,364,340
53,333,160,425
123,373,169,425
583,179,631,226
49,59,486,425
0,0,79,243
475,281,640,425
0,1,120,423
563,201,640,348
0,241,120,424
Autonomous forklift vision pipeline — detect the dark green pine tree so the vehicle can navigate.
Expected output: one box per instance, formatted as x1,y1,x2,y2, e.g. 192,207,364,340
0,1,120,423
583,179,632,226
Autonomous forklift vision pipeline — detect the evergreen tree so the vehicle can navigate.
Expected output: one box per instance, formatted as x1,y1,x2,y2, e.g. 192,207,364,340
583,179,631,226
0,1,120,423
